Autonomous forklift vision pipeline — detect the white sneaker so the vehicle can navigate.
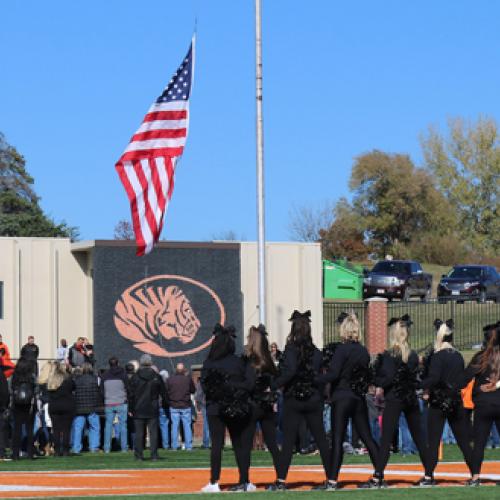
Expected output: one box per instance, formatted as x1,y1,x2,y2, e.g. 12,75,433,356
201,483,221,493
246,483,257,492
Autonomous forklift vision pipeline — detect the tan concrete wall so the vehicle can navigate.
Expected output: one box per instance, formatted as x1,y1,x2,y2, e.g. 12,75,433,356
0,237,91,361
240,242,323,349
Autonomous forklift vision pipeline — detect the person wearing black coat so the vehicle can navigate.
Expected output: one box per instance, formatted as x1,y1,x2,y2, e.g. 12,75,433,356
48,362,76,456
240,325,281,485
20,336,39,374
10,357,37,459
319,312,379,490
419,319,474,486
359,315,427,488
267,310,331,491
0,352,11,459
462,322,500,487
200,324,253,493
128,354,168,460
72,363,102,453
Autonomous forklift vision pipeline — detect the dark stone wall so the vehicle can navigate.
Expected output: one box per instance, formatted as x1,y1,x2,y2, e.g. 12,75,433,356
92,243,242,371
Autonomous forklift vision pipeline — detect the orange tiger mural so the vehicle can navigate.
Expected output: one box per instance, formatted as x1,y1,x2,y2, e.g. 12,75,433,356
114,285,201,356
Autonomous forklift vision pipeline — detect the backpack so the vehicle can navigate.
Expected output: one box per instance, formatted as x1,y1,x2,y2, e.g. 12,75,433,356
13,381,34,406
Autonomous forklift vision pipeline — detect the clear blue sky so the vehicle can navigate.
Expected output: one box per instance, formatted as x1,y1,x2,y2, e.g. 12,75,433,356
2,1,500,242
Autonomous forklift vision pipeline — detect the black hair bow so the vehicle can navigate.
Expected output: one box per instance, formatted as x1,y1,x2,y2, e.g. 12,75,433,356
213,323,236,338
289,310,311,322
257,324,268,336
337,312,349,324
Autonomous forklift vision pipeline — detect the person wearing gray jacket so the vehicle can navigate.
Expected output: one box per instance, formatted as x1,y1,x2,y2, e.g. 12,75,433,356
100,357,129,453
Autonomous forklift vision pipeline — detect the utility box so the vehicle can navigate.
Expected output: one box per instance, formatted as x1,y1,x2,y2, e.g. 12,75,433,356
323,259,363,300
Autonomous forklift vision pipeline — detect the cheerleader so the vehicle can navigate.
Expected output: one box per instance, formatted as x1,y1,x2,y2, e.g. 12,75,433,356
419,319,474,486
267,310,331,491
240,325,280,480
321,312,379,489
463,322,500,486
200,324,253,493
359,314,427,488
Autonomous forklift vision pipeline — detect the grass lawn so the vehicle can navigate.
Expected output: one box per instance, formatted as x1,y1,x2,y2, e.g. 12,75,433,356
1,445,499,471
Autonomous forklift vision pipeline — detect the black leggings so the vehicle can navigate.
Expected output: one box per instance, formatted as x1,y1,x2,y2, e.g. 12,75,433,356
50,412,74,455
330,397,379,481
425,406,473,477
376,400,427,477
12,408,34,458
207,414,250,484
278,395,330,481
471,404,500,475
242,407,280,477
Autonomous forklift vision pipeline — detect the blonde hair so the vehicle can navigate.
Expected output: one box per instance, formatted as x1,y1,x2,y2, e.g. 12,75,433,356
38,361,57,385
47,361,69,391
388,321,411,363
434,323,454,352
339,312,360,342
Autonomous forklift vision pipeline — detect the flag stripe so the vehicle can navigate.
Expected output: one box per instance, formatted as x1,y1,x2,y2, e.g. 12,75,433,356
136,119,187,133
131,129,186,142
124,137,186,153
143,110,187,122
119,147,184,163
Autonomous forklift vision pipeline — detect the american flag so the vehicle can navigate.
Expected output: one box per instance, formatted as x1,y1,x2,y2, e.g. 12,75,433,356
116,36,195,255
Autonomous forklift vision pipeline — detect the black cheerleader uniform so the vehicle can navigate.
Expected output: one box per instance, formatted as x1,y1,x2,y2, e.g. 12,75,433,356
241,361,280,476
421,348,473,479
464,352,500,478
201,354,252,485
273,343,330,482
373,350,427,479
320,341,379,482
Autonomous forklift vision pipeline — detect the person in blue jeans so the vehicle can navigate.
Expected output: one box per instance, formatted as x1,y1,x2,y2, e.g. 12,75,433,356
159,407,170,449
166,363,195,450
101,357,129,452
72,363,101,453
399,413,418,455
195,379,210,448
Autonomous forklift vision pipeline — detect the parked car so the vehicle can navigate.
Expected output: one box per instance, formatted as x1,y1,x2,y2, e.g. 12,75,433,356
363,260,432,301
437,265,500,303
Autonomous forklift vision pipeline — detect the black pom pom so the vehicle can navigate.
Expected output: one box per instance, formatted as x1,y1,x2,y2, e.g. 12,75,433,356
387,317,400,327
445,318,454,330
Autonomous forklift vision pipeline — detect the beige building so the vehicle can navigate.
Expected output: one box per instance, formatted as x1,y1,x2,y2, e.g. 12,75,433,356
0,237,322,363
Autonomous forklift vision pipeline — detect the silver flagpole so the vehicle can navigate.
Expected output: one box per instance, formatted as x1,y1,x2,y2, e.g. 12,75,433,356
255,0,266,324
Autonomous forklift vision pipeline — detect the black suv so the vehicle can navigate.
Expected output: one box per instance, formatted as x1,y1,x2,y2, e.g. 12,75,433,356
437,265,500,303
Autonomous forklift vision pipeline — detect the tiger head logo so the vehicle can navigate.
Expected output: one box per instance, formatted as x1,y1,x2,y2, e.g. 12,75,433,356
114,275,225,358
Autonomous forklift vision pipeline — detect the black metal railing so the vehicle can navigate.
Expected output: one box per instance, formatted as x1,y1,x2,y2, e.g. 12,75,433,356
387,300,500,352
323,299,500,353
323,300,365,344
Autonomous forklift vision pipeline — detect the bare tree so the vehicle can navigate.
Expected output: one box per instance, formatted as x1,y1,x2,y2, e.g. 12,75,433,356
288,201,336,242
211,229,239,241
114,219,134,240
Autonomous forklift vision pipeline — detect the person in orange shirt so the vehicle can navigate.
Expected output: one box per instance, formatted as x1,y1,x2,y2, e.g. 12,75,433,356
0,334,15,378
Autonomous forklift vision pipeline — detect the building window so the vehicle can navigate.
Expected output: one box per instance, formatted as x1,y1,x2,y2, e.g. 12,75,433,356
0,281,3,319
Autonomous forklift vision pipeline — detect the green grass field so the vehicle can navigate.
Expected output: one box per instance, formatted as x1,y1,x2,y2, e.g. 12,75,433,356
2,445,499,471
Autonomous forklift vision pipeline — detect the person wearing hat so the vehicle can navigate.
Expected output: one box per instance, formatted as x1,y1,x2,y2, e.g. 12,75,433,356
463,321,500,487
418,319,474,487
267,310,331,491
200,324,253,493
359,315,427,489
318,312,379,490
128,354,168,461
